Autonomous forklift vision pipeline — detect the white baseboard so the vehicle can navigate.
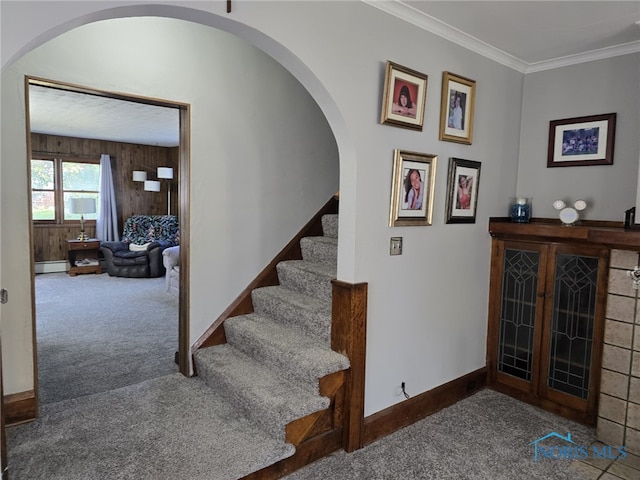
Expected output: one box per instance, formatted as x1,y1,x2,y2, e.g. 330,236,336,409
34,261,68,274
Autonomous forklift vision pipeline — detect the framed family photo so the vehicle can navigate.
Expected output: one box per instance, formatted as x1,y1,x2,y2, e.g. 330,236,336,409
439,71,476,144
389,150,437,227
547,113,616,167
380,61,428,131
445,158,481,224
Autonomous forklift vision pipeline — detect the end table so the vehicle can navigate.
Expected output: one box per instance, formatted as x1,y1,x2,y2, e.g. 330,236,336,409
66,239,102,276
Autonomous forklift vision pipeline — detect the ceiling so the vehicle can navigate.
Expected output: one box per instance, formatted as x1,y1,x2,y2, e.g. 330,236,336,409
29,85,180,148
28,1,640,148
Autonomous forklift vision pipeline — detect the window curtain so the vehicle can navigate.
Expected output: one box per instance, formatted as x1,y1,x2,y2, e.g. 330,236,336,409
96,154,119,241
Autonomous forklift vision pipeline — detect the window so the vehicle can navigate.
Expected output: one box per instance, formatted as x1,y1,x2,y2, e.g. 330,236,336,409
31,157,100,223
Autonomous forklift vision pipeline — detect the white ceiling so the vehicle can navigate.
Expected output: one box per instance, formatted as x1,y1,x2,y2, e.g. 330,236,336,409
29,85,180,148
378,1,640,71
28,1,640,148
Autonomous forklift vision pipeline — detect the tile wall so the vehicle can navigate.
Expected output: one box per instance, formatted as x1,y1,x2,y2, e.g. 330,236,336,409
597,249,640,455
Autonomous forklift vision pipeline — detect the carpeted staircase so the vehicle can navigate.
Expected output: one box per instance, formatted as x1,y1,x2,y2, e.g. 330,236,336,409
194,213,350,470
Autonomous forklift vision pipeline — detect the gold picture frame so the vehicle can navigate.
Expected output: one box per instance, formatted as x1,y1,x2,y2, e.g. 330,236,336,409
389,149,437,227
438,71,476,144
380,61,428,131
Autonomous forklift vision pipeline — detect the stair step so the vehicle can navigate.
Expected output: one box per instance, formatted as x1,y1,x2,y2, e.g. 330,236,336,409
251,286,332,343
276,260,335,302
321,214,338,239
300,236,338,264
194,344,330,440
225,313,349,387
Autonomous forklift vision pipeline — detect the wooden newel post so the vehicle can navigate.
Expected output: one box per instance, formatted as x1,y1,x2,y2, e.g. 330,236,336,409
331,280,368,453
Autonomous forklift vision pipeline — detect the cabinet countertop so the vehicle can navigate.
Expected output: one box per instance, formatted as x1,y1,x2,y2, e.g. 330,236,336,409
489,217,640,250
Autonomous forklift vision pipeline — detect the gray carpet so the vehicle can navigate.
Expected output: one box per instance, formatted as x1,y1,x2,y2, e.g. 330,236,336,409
6,373,293,480
6,382,595,480
285,388,596,480
11,224,594,479
35,272,179,404
193,213,348,446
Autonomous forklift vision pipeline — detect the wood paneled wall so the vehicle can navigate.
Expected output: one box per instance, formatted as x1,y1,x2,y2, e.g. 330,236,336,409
31,133,179,262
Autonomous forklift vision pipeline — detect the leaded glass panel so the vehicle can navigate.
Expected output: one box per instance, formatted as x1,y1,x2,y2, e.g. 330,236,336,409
498,248,539,381
547,254,598,399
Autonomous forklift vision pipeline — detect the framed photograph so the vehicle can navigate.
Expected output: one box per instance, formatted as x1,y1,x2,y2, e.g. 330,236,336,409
380,61,428,131
445,158,481,224
547,113,616,167
439,71,476,144
389,150,437,227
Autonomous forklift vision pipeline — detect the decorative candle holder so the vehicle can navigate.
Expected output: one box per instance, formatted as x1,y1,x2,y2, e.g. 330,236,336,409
510,197,531,223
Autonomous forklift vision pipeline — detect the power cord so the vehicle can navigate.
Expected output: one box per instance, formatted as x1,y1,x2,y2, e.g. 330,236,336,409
401,381,410,399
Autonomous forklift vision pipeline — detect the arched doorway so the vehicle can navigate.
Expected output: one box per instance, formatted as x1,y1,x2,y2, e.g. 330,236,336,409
2,9,348,412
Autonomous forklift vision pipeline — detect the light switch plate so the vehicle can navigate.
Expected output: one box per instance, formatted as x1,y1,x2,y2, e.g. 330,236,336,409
390,237,402,255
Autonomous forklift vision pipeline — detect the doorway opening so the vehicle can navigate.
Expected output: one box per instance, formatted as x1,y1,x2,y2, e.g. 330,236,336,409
25,76,190,408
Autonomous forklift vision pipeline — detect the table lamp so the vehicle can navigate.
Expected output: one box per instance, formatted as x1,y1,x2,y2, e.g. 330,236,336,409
70,197,96,241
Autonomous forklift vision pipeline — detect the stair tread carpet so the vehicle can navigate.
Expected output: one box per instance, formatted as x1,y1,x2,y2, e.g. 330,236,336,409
276,260,336,301
194,344,330,439
251,285,332,343
225,312,349,387
300,236,338,263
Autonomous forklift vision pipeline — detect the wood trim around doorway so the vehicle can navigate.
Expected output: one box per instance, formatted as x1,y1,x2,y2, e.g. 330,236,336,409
3,390,37,426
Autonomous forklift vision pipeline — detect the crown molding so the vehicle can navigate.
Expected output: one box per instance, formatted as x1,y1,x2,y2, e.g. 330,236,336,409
523,41,640,74
364,0,640,75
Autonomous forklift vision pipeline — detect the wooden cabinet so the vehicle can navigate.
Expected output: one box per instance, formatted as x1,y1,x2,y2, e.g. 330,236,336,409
487,224,609,426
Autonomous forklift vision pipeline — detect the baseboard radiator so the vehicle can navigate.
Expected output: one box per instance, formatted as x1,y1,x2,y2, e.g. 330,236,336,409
34,261,67,274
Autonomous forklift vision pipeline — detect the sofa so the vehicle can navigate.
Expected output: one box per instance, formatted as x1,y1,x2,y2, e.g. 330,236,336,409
101,215,179,278
162,245,180,296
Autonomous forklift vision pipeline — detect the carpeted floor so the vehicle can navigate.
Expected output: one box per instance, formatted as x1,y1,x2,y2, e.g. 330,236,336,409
7,380,595,480
284,388,596,480
7,374,293,480
35,272,179,404
7,271,595,479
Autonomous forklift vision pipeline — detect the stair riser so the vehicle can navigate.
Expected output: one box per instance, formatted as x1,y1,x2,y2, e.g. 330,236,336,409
276,265,333,302
194,351,327,440
300,238,338,264
321,214,338,239
195,361,282,438
251,290,331,344
224,322,322,388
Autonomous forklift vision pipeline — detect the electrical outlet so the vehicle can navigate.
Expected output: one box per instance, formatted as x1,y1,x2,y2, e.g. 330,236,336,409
390,237,402,255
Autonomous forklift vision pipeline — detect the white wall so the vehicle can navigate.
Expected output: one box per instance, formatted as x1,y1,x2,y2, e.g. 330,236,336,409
1,0,595,418
518,54,640,220
231,1,524,415
1,16,339,394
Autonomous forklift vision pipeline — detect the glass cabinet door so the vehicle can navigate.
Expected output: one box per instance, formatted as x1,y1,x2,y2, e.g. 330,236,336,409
546,253,599,399
540,244,607,412
495,242,547,390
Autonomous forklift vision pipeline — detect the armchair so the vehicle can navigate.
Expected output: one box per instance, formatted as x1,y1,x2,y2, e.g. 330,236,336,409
162,245,180,296
101,215,179,278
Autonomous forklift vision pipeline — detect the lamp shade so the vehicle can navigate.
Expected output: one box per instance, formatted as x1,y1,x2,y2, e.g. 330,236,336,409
157,167,174,179
132,170,147,182
70,197,96,214
144,180,161,192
